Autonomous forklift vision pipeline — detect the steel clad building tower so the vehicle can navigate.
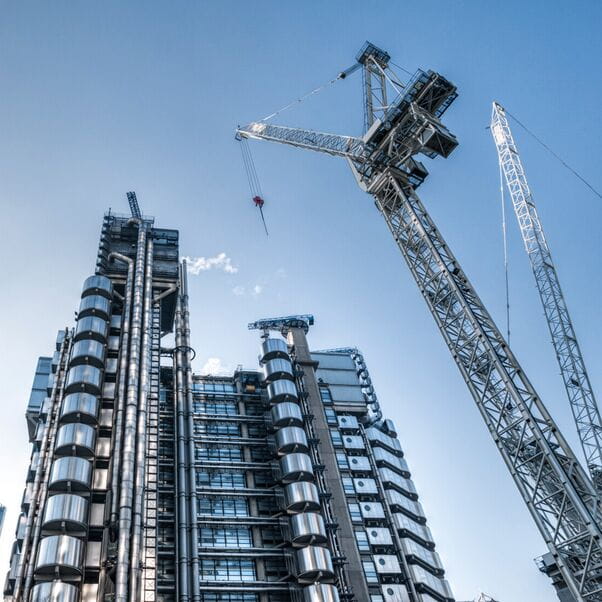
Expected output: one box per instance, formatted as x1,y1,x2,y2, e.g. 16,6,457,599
4,199,454,602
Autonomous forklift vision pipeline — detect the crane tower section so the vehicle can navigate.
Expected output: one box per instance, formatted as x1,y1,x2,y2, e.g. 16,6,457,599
491,102,602,495
237,42,602,600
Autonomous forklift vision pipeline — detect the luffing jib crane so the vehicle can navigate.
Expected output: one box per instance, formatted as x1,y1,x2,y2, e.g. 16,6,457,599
237,42,602,601
126,190,142,220
491,102,602,496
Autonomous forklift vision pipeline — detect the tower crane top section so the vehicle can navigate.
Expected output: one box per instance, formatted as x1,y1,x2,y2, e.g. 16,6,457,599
248,314,314,335
237,41,458,191
356,41,390,67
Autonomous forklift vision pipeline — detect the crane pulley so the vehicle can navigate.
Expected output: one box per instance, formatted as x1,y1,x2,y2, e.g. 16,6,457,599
237,41,602,601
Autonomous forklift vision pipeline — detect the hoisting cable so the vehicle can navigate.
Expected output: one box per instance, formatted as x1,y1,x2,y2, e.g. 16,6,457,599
499,159,511,344
506,109,602,201
239,137,269,236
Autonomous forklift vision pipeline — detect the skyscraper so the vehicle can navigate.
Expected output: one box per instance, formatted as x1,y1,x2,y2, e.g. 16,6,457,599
4,203,453,602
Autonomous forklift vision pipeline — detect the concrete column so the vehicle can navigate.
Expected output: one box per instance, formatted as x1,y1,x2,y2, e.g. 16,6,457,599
287,327,370,601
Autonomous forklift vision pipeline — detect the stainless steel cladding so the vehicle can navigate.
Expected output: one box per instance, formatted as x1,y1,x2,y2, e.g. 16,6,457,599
347,456,371,472
30,581,79,602
55,423,97,458
65,365,103,395
381,584,411,602
290,512,327,546
70,339,106,368
271,402,303,427
337,415,359,430
280,453,314,483
260,338,289,363
74,316,109,343
78,294,111,320
60,393,99,425
267,379,298,404
366,527,393,546
263,358,294,383
42,494,88,536
284,482,321,512
296,545,335,582
302,584,340,602
82,274,113,299
48,457,92,493
353,478,378,495
34,535,83,578
275,426,309,454
373,554,402,574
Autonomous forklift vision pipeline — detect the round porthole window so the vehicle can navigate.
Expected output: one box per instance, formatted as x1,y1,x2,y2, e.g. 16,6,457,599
387,588,394,595
341,417,347,423
363,504,371,511
378,558,386,565
371,530,378,537
351,458,358,464
357,480,364,487
345,437,352,443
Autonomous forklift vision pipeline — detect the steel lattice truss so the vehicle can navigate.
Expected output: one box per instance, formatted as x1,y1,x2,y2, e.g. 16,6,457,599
373,169,602,600
491,103,602,495
240,122,366,160
238,42,602,600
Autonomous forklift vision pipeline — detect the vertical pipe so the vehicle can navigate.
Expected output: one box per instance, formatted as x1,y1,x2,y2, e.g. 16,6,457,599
21,334,72,601
174,286,190,602
129,237,154,601
13,335,70,601
115,223,147,602
109,253,134,528
181,261,201,601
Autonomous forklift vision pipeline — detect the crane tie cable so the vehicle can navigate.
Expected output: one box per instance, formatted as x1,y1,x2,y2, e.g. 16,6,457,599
506,109,602,201
499,159,511,344
259,65,361,123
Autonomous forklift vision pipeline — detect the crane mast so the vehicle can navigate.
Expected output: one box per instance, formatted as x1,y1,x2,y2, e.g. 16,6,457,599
491,102,602,495
237,42,602,600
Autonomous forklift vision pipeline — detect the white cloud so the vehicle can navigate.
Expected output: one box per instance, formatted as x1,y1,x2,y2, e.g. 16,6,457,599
183,253,238,275
201,357,231,376
232,284,263,297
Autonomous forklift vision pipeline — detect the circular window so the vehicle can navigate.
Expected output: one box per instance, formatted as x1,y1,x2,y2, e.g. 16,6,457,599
345,437,352,443
363,504,371,511
357,480,365,487
378,558,386,565
371,530,378,537
341,417,347,423
351,458,358,464
387,588,394,595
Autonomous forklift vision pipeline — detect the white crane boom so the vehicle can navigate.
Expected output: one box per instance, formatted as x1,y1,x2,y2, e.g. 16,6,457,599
491,102,602,495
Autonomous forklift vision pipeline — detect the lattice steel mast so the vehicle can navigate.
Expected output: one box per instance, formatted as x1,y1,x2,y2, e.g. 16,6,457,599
491,102,602,495
237,42,602,601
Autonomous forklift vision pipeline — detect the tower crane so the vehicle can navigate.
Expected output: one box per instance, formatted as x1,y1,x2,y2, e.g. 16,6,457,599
237,42,602,601
491,102,602,495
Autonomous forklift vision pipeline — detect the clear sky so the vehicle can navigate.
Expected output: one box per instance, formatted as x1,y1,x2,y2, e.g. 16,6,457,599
1,2,601,600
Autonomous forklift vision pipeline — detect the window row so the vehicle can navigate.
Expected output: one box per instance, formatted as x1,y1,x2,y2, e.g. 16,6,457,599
197,496,279,517
200,558,255,582
200,527,252,548
196,445,271,463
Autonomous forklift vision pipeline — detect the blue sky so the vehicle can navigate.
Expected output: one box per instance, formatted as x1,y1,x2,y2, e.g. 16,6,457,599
1,2,602,600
